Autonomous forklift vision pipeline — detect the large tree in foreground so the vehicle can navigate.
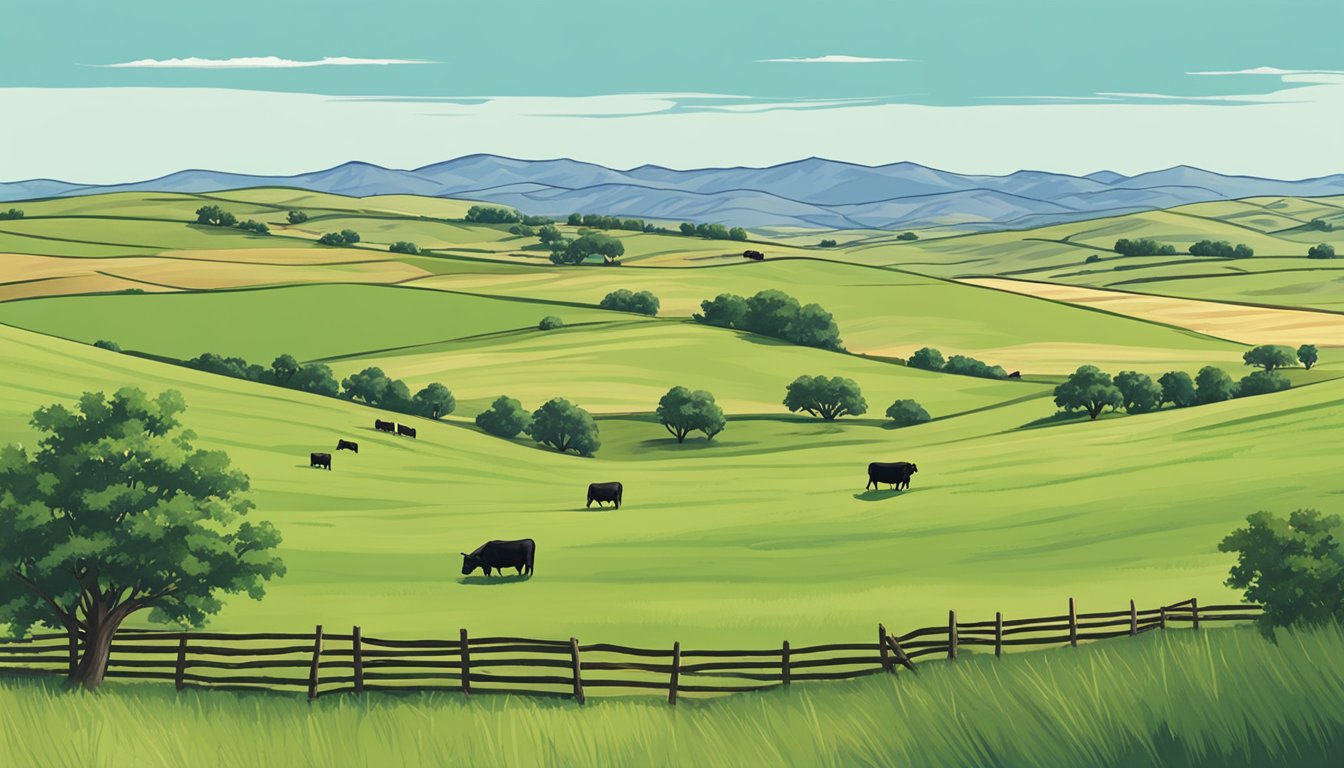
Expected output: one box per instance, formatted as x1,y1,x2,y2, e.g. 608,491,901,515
0,388,284,689
1219,509,1344,633
783,375,867,421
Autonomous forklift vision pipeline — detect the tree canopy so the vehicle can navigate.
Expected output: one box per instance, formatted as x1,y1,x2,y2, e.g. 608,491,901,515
1298,344,1319,370
1308,243,1336,260
1053,365,1122,419
783,375,867,420
1236,371,1290,398
692,290,843,350
551,233,626,265
318,229,361,246
526,398,600,456
1219,509,1344,633
1195,366,1236,404
1158,371,1196,409
286,210,308,224
1189,240,1253,258
389,241,421,254
0,388,284,688
1114,371,1162,414
475,396,532,439
655,386,726,442
599,289,659,316
465,205,522,224
412,383,456,419
885,399,930,427
907,347,946,372
194,205,237,227
1114,238,1177,257
1243,345,1297,373
340,367,411,411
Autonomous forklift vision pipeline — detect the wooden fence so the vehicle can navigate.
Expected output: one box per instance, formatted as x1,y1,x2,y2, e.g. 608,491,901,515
0,597,1261,703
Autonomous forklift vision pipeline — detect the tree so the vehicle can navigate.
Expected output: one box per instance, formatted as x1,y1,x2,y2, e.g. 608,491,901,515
1114,238,1176,257
0,388,284,689
339,229,360,245
237,220,270,235
508,224,535,237
679,222,696,235
564,233,625,265
389,241,421,254
784,303,844,351
1195,366,1236,404
744,290,802,338
568,213,583,226
1218,509,1344,633
286,211,308,224
783,375,867,420
728,227,748,241
318,230,361,246
1243,344,1297,373
0,208,24,220
1298,344,1319,370
194,205,237,227
476,396,532,439
907,347,945,372
465,205,522,224
656,386,726,442
1308,243,1336,260
1158,371,1196,408
1113,370,1163,414
818,239,838,248
1085,254,1101,264
289,364,339,397
1234,244,1255,259
944,355,1007,380
537,225,564,245
885,399,930,427
896,232,919,241
93,339,121,352
268,354,301,386
1236,371,1290,397
1307,218,1335,232
340,367,410,409
539,316,564,330
526,398,600,456
599,289,659,316
412,383,456,419
694,293,748,329
1053,365,1122,420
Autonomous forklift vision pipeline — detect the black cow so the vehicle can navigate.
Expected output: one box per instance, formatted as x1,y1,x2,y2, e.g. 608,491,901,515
397,424,417,439
336,439,359,453
586,482,623,509
461,539,535,577
375,419,395,433
742,249,765,261
310,452,332,470
867,461,917,490
1008,371,1021,379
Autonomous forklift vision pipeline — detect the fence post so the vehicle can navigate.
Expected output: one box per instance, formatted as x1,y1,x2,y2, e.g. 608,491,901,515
1129,600,1138,636
888,633,916,672
1159,606,1167,630
781,641,791,686
994,612,1003,658
1191,598,1200,630
1068,597,1078,648
878,624,892,672
175,635,188,691
668,641,680,706
307,625,323,701
948,610,958,660
460,628,471,696
570,637,585,705
352,625,364,694
67,627,79,676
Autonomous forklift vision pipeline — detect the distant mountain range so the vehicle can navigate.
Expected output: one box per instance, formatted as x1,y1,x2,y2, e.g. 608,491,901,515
4,155,1344,231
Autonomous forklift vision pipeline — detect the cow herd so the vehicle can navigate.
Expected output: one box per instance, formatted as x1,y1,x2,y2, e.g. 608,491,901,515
307,419,416,470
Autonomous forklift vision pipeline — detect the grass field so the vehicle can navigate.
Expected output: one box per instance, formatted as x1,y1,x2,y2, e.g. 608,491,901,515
2,623,1341,767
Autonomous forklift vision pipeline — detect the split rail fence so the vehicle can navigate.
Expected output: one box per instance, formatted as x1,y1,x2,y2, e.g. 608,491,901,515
0,597,1260,703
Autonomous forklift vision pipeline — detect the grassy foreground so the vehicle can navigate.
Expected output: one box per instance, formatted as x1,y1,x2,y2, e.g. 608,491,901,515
2,624,1342,767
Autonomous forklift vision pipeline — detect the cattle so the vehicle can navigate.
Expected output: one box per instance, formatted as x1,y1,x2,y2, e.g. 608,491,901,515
867,461,917,490
336,439,359,453
396,424,417,439
586,481,623,509
374,419,395,433
742,249,765,261
310,452,332,470
461,539,535,577
1008,371,1021,379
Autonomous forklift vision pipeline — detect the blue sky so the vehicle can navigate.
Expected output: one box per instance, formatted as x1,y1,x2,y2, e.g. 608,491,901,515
3,0,1343,180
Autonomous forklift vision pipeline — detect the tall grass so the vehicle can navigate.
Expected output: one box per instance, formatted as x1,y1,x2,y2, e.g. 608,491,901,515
2,624,1342,767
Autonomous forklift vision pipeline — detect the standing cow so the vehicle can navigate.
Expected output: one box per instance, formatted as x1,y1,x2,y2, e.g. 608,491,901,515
374,419,395,433
310,452,332,470
461,539,536,577
396,424,417,439
587,482,623,509
336,439,359,453
866,461,917,490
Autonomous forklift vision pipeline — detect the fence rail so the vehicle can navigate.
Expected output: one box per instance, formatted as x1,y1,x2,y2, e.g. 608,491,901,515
0,597,1261,702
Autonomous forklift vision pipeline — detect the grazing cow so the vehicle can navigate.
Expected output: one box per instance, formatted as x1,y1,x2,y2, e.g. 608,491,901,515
586,481,623,509
336,439,359,453
396,424,417,439
310,452,332,470
375,419,395,433
867,461,917,490
461,539,535,577
742,249,765,261
1008,371,1021,379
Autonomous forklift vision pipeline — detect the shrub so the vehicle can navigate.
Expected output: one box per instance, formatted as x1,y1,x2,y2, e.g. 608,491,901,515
655,386,726,442
1307,218,1335,232
412,383,456,419
236,219,269,235
1053,365,1122,419
1114,238,1177,257
695,293,749,329
599,289,659,316
783,375,866,420
340,366,411,410
1236,371,1290,397
784,304,844,351
1218,509,1344,632
288,364,339,397
744,290,802,337
818,239,838,248
0,208,24,220
552,233,625,265
1298,344,1319,370
885,399,930,427
907,347,945,372
943,355,1007,380
389,241,421,254
537,225,564,245
1085,254,1102,264
93,339,121,352
526,398,600,456
508,224,535,237
896,232,919,241
1158,371,1196,408
185,353,265,382
194,205,237,227
476,396,532,439
728,227,748,241
318,230,361,246
1308,243,1336,260
1195,366,1236,404
1114,371,1162,414
1189,240,1252,258
465,205,522,224
286,210,308,224
694,290,843,350
538,316,564,331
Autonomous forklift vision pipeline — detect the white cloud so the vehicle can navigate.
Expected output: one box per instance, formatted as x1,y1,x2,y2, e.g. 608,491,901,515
757,55,910,64
1188,66,1344,76
96,56,433,69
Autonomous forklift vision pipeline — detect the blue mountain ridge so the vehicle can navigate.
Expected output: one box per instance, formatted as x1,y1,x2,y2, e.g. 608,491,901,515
2,155,1342,231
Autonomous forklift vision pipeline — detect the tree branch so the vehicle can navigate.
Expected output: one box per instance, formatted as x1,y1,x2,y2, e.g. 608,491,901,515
11,569,76,632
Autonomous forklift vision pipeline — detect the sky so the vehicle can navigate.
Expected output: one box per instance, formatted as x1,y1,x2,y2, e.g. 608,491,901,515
2,0,1343,181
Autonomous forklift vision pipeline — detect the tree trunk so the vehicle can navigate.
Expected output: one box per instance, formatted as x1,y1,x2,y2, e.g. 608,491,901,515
66,614,127,691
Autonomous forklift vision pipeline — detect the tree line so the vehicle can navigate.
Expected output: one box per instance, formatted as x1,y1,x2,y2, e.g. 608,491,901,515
906,347,1008,380
194,205,270,235
677,222,748,241
1112,235,1338,260
1052,344,1316,420
0,208,23,220
465,205,552,226
694,290,843,351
